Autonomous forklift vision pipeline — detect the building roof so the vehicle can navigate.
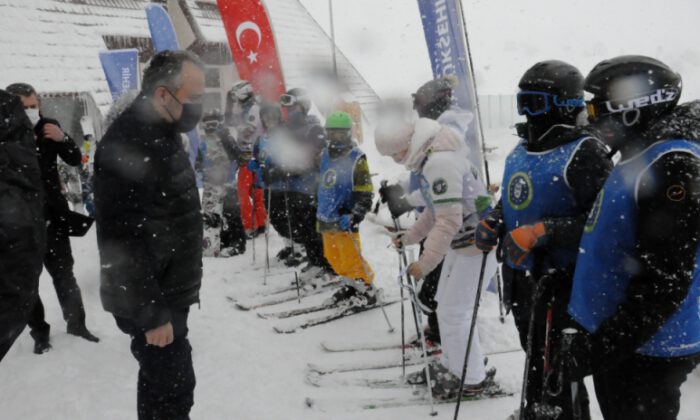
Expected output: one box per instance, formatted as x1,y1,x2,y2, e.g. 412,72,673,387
0,0,380,119
0,0,152,114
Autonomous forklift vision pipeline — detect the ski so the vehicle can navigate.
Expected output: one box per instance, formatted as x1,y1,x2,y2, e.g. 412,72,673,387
307,352,434,375
320,335,430,353
307,370,414,389
273,299,399,334
305,386,513,411
231,280,340,311
257,294,341,319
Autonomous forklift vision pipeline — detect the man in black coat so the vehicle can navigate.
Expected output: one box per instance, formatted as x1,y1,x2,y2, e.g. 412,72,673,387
0,89,45,362
6,83,99,354
93,50,205,420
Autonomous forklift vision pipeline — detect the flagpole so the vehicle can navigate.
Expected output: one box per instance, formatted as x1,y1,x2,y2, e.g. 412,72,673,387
455,0,491,187
329,0,338,78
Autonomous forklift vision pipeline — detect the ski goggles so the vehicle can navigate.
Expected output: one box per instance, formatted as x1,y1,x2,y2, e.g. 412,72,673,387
202,119,221,131
280,93,308,107
516,91,585,116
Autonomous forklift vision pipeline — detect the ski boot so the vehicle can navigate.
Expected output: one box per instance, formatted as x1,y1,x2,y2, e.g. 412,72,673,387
325,278,377,307
298,263,324,283
220,246,243,257
30,329,51,355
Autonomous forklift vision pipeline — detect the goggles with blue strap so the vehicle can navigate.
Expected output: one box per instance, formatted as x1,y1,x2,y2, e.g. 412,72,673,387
517,91,585,116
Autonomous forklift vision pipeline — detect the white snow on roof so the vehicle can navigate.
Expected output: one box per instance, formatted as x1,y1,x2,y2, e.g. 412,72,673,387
0,0,151,114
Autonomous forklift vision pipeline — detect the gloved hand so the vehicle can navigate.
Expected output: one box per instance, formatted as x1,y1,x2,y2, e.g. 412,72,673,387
407,262,423,280
504,222,548,267
475,216,501,251
392,233,405,251
379,182,413,219
339,214,353,231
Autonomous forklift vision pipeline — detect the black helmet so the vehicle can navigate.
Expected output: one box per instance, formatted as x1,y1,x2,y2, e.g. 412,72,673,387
413,76,456,119
280,87,311,114
517,60,585,123
584,55,681,128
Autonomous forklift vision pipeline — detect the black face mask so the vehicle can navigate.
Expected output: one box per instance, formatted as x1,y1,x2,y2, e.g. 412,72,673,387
164,87,203,133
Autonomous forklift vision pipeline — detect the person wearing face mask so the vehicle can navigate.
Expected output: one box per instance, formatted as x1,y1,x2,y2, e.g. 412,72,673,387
317,112,376,306
5,83,99,354
93,50,205,420
563,56,700,420
474,61,613,420
0,89,45,362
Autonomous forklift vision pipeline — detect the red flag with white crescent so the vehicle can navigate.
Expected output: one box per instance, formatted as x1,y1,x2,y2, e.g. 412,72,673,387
216,0,286,102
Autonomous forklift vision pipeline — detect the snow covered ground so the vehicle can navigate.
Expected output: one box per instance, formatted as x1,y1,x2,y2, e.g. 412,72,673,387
2,128,700,420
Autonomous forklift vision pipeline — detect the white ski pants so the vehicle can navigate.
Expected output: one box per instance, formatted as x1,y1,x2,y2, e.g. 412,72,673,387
435,249,497,385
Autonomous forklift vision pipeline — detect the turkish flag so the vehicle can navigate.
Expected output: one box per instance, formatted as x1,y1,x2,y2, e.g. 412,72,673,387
217,0,286,102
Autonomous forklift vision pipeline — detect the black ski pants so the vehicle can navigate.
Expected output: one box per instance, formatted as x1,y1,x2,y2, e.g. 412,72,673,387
506,265,591,420
269,190,331,269
593,355,698,420
418,240,442,343
221,186,246,253
115,309,195,420
27,223,86,340
268,190,290,241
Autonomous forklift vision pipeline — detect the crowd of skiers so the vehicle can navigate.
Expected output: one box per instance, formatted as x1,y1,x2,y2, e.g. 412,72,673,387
1,47,699,420
374,55,700,420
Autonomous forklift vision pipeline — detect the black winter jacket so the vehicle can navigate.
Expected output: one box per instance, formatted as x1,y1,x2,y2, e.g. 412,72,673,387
0,90,45,309
34,117,83,231
94,97,203,330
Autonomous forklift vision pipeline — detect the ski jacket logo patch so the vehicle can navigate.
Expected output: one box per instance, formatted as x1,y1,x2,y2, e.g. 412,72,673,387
432,178,448,195
507,172,533,210
323,169,337,188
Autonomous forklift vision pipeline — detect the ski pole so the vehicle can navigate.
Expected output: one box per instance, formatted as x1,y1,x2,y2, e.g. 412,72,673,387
453,251,489,420
496,265,506,323
347,232,395,333
284,178,301,300
518,274,548,420
251,178,257,265
398,249,407,378
264,186,271,283
294,271,301,304
392,217,422,339
403,248,438,417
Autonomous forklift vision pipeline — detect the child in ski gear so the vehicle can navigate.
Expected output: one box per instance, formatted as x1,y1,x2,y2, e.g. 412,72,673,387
6,82,99,353
317,112,376,306
566,56,700,420
273,88,334,278
375,115,498,398
199,109,246,257
253,102,304,266
237,138,267,238
475,60,613,420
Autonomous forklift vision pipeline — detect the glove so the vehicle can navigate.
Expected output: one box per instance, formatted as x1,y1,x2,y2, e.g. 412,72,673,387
475,217,501,252
504,222,548,267
392,233,404,251
379,182,413,219
339,214,353,231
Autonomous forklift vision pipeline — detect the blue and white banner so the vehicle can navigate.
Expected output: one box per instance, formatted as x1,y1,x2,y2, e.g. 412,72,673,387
416,0,475,109
145,3,201,170
416,0,486,181
99,49,139,101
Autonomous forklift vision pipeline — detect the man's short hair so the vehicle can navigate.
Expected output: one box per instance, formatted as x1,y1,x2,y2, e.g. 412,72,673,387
141,50,205,97
5,83,37,98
